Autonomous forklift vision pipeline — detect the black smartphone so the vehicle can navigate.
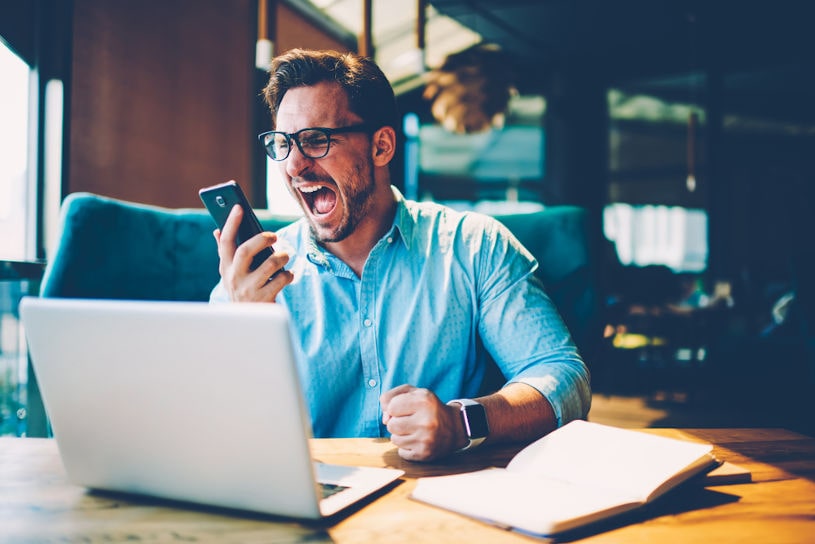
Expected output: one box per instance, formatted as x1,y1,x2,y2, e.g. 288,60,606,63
199,180,274,271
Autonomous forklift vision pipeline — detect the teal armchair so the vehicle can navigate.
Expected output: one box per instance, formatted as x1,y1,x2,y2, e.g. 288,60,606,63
41,192,601,357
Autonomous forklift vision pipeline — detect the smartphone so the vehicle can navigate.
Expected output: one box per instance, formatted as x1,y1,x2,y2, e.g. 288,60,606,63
199,180,274,272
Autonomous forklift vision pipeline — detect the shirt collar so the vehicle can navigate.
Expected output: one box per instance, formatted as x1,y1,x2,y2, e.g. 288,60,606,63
391,186,414,251
303,185,414,269
304,235,330,270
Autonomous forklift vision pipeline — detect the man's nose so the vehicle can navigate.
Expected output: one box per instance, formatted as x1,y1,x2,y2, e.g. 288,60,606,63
285,142,313,178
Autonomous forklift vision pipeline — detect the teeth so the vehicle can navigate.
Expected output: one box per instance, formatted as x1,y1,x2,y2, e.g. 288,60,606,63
299,186,322,194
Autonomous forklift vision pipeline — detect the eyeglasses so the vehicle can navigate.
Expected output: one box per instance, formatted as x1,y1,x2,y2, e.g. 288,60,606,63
258,124,371,161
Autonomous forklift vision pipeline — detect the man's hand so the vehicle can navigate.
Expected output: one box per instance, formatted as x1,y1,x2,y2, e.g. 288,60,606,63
380,384,466,462
214,205,293,302
381,382,560,463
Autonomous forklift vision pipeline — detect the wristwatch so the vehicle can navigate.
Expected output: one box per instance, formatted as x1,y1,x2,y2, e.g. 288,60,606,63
447,398,490,452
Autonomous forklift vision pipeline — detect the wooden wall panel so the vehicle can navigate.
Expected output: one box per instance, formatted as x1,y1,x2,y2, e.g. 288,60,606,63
68,0,355,208
274,2,350,54
70,0,255,208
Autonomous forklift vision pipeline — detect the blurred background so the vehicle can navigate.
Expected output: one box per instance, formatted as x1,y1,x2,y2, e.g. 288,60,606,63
1,0,813,436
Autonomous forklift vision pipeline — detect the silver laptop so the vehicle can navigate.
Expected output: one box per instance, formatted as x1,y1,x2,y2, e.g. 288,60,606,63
19,296,404,519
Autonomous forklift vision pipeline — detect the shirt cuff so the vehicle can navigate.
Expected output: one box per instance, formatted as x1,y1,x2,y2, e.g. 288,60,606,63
209,281,230,303
510,365,592,427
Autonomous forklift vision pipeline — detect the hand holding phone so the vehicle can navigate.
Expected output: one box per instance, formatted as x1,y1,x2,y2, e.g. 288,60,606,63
199,180,274,272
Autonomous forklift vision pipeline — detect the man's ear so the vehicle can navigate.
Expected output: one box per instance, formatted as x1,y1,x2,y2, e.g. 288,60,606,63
371,126,396,166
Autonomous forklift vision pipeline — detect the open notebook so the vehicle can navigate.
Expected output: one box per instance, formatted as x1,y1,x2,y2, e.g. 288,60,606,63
20,297,403,519
412,420,721,537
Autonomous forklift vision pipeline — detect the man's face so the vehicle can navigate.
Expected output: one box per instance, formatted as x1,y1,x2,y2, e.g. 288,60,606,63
275,81,376,243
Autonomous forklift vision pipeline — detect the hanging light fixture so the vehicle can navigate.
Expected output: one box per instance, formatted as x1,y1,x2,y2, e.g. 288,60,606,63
686,111,698,192
685,10,699,193
422,43,517,134
358,0,373,58
255,0,274,70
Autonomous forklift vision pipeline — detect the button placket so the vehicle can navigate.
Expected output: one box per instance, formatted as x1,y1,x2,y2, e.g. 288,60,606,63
358,240,389,435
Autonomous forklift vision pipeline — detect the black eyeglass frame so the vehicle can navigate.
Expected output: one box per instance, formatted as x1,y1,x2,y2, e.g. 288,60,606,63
258,123,372,161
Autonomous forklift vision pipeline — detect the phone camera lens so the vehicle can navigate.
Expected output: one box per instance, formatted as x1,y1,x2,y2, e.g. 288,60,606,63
215,196,226,207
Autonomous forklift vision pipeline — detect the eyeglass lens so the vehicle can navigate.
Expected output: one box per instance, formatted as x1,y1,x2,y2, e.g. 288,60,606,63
265,128,331,160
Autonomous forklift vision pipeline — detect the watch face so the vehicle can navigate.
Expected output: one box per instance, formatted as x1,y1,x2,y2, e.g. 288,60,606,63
463,403,489,438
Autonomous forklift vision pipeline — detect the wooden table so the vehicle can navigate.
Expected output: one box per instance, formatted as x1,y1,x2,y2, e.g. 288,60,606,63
2,429,814,543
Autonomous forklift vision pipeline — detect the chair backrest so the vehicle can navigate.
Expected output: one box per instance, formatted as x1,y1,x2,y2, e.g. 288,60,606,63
40,192,296,301
494,206,600,359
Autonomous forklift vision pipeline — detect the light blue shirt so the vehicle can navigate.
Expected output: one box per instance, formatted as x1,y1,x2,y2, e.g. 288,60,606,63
211,188,591,438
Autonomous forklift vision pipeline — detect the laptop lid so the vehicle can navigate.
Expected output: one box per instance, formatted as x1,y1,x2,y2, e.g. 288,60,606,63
19,297,402,519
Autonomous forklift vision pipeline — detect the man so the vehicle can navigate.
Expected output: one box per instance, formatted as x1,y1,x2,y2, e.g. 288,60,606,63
211,49,591,462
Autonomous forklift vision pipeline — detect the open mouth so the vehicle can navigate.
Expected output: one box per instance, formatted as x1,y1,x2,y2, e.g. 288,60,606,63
299,185,338,217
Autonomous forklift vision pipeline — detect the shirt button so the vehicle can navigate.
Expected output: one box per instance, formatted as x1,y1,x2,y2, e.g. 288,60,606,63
387,236,393,243
363,318,372,327
368,379,377,388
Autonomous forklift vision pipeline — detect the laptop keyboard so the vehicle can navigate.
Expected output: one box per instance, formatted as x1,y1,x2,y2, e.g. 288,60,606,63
319,482,349,499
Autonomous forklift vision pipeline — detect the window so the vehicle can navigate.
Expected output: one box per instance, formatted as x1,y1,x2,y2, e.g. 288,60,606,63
0,40,33,261
0,38,39,436
606,85,709,272
604,203,708,272
417,94,546,212
266,159,303,216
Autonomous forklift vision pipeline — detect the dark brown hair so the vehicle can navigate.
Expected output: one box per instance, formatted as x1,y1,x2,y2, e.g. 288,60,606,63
262,49,398,131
